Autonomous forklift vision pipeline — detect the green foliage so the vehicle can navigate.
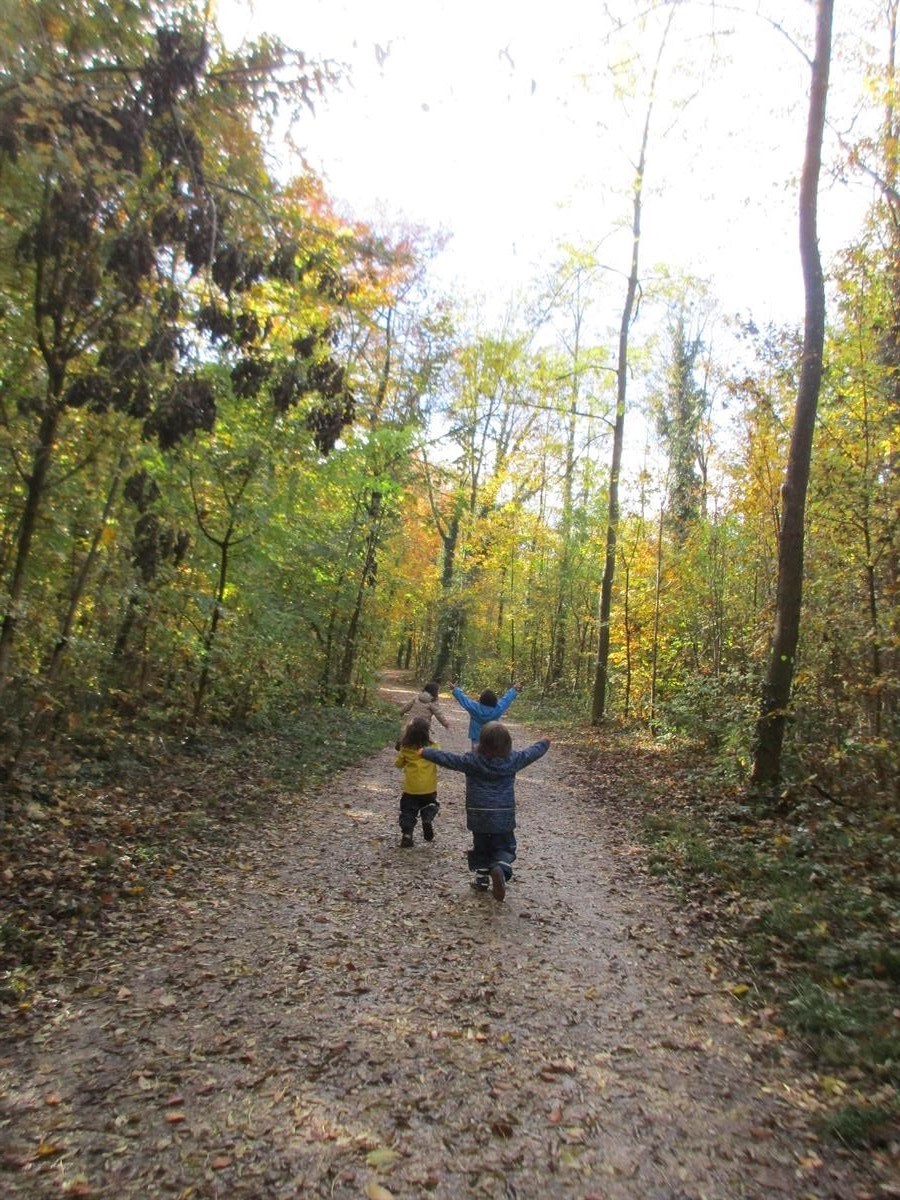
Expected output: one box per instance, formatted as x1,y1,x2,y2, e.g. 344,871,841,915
820,1100,900,1148
254,704,398,791
0,2,421,760
642,784,900,1123
653,668,758,774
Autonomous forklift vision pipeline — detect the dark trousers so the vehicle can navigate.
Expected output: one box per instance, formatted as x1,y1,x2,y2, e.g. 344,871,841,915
468,831,516,880
399,792,438,833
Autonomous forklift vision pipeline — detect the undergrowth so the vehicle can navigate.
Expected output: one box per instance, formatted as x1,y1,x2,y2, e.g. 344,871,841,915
638,769,899,1149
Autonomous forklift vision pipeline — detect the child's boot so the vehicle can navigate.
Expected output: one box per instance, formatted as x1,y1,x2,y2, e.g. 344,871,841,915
400,831,414,848
420,800,439,842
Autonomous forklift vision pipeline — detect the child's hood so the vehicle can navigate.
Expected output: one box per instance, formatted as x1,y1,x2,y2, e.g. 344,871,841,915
397,743,438,762
471,753,522,776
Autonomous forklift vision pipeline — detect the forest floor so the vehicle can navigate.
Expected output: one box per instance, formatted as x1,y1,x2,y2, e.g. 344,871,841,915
0,673,896,1199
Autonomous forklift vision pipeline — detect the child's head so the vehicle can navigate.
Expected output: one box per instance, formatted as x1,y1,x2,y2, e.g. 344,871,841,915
479,688,498,707
478,721,512,757
401,717,432,748
423,681,440,699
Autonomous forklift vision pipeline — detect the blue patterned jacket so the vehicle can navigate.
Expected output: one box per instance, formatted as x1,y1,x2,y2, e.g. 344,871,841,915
421,740,549,833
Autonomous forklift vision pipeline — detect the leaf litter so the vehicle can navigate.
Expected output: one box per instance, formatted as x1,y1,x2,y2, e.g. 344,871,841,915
0,674,893,1198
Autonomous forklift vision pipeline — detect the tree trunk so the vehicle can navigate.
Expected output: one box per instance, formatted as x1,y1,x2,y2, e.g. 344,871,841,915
193,531,232,721
549,399,579,686
336,492,384,704
752,0,833,787
622,554,632,718
591,10,674,723
432,508,462,681
0,403,61,689
46,453,127,683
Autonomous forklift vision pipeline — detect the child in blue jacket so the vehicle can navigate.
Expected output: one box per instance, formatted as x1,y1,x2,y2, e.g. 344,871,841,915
420,721,550,900
451,682,519,749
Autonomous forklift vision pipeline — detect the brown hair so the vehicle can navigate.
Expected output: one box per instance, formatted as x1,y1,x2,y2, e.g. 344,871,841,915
478,721,512,757
401,717,432,749
479,688,498,706
423,681,440,699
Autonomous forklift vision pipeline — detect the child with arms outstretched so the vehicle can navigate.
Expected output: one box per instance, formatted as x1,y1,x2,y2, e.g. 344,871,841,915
451,681,519,749
420,721,550,900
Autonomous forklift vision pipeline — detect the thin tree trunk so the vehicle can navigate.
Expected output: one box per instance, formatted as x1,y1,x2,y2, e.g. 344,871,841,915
193,531,232,721
591,10,674,723
0,404,61,689
432,508,462,681
752,0,833,787
862,520,883,735
622,554,632,718
650,503,665,724
336,492,383,704
46,453,127,682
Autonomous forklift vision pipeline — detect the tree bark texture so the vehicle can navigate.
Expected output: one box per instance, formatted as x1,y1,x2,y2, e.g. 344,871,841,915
752,0,833,787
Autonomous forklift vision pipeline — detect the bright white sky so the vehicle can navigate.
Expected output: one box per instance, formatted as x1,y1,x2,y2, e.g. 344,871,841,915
218,0,877,332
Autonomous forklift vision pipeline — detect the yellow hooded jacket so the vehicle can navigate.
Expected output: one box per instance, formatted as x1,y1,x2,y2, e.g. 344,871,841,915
395,744,439,794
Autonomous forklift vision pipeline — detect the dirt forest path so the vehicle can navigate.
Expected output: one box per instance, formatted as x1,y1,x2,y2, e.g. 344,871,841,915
0,675,877,1199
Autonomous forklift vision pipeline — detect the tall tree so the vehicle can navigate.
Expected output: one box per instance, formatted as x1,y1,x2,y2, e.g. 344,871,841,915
419,328,540,681
592,5,676,723
653,303,711,543
0,2,339,691
752,0,834,787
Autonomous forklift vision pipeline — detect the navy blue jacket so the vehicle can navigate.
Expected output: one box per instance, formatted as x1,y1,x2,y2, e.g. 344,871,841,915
421,740,549,833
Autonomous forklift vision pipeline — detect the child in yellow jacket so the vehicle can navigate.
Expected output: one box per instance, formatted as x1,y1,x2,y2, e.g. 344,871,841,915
395,717,440,847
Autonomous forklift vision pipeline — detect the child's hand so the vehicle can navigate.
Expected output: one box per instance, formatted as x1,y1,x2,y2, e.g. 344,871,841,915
416,748,425,756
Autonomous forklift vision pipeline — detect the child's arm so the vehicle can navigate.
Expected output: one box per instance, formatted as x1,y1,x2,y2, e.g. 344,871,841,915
399,697,414,715
451,687,479,717
431,702,451,729
418,746,469,772
511,737,551,770
493,686,519,718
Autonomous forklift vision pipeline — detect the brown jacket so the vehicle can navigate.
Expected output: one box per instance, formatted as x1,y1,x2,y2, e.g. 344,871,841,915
400,690,450,730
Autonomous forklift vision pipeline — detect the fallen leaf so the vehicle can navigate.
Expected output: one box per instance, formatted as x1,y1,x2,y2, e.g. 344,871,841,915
366,1181,395,1200
818,1075,845,1096
365,1147,399,1170
34,1141,64,1159
62,1179,92,1196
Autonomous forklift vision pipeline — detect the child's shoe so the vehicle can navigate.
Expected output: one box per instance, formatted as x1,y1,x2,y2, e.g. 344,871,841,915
400,832,414,848
489,865,506,901
471,870,490,891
